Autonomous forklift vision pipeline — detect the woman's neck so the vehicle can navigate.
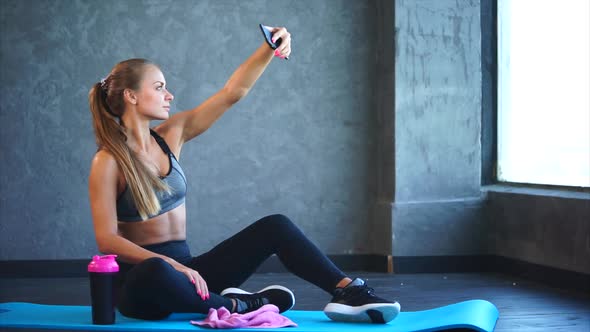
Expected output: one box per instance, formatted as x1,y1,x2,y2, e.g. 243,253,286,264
121,113,152,154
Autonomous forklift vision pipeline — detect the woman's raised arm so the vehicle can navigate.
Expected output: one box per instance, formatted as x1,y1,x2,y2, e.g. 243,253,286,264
156,26,291,151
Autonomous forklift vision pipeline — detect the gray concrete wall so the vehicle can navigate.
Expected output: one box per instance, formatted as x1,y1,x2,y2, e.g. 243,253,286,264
0,0,379,259
392,0,486,257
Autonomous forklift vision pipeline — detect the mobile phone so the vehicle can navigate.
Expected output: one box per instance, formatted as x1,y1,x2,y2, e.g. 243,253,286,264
259,24,289,60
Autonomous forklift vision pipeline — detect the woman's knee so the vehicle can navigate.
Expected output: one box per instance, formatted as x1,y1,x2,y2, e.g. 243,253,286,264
138,257,170,272
126,257,172,284
257,214,298,234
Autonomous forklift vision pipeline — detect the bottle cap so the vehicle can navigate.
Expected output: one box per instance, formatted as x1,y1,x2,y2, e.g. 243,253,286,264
88,255,119,273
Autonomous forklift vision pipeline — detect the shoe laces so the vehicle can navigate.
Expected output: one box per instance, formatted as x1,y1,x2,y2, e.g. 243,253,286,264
338,283,376,299
242,296,268,312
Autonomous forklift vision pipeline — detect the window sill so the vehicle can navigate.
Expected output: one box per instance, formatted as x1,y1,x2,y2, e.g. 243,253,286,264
482,184,590,200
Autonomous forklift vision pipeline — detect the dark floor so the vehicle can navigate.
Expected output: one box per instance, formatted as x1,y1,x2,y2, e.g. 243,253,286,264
1,272,589,331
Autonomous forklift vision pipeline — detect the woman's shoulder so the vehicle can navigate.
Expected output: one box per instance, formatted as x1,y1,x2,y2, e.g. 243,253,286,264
90,148,125,190
91,148,120,175
93,147,116,162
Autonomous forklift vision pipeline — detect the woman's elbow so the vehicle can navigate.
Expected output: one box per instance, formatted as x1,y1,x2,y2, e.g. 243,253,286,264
96,241,110,254
225,87,249,104
95,234,115,254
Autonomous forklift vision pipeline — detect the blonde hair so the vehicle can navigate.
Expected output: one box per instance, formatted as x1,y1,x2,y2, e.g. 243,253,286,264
88,58,170,220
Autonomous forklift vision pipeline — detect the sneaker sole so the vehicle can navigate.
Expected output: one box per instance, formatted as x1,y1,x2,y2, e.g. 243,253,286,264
220,285,295,312
323,302,401,324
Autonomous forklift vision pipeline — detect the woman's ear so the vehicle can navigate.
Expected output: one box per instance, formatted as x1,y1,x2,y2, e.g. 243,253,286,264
123,88,138,105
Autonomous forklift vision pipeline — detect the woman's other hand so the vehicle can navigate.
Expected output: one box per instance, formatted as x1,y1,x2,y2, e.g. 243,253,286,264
266,26,291,59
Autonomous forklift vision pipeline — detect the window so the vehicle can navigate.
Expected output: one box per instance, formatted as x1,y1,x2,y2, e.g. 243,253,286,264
497,0,589,187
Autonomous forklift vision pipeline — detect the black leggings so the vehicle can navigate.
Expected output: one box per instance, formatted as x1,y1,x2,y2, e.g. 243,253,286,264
116,214,347,320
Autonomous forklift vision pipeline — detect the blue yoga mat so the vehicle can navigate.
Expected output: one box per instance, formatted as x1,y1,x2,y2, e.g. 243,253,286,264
0,300,498,331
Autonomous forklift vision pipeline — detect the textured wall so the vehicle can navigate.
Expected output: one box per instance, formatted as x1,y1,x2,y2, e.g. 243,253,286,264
392,0,485,256
0,0,379,259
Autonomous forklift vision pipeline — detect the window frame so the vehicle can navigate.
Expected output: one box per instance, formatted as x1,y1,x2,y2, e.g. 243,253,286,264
481,0,590,193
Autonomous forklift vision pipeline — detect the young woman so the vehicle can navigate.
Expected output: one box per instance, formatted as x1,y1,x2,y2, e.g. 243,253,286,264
88,25,400,324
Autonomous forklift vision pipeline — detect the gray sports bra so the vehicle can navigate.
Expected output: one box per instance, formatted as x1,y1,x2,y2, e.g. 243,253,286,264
116,129,187,222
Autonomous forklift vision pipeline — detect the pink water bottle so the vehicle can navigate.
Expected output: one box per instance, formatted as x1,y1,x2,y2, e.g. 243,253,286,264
88,255,119,324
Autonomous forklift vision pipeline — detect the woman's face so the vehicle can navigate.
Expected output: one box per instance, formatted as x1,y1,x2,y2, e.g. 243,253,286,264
133,65,174,120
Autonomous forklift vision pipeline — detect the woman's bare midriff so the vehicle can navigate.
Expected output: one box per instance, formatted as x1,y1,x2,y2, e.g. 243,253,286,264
117,203,187,246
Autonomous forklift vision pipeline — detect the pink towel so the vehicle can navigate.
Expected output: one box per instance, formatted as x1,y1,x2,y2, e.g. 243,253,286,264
191,304,297,329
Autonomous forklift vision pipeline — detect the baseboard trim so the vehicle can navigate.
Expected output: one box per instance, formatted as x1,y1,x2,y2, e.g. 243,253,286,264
0,255,390,278
255,254,390,273
392,255,495,273
1,255,587,292
0,259,89,278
